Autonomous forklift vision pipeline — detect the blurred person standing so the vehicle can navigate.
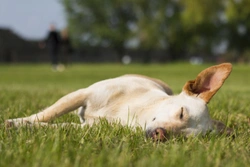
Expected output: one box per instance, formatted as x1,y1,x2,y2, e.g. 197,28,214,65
45,23,63,71
60,28,72,66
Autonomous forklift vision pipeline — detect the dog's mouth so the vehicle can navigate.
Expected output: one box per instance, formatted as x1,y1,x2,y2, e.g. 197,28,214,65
145,128,169,142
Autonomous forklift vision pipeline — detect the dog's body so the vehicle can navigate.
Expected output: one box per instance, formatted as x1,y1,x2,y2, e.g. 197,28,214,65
6,63,233,141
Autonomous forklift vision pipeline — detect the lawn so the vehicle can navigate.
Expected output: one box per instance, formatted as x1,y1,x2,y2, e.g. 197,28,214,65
0,63,249,167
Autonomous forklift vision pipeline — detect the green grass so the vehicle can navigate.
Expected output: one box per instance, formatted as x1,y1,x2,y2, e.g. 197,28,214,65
0,63,249,167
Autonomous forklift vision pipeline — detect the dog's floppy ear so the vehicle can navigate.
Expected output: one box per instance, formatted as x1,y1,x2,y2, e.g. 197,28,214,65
183,63,232,103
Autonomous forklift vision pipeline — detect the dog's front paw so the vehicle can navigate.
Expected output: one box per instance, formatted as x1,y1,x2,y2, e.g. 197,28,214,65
5,120,15,128
5,119,31,128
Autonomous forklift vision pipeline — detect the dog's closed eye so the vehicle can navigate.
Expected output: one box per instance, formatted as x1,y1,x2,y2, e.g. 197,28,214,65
177,107,188,121
180,107,184,119
152,117,156,121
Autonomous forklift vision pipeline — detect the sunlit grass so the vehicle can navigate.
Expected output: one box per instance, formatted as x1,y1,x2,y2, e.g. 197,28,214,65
0,63,249,167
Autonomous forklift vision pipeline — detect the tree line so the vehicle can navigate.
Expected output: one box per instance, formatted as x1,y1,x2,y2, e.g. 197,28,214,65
61,0,250,62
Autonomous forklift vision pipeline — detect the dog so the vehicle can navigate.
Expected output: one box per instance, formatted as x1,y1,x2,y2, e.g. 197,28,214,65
5,63,233,141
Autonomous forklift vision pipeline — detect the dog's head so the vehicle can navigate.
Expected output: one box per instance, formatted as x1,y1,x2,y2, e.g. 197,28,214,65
146,63,232,141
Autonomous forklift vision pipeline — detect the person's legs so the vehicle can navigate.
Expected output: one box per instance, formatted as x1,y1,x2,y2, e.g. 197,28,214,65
50,47,59,70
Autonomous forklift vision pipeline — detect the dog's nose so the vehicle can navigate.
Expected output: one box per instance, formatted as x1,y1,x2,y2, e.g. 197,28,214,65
146,128,168,142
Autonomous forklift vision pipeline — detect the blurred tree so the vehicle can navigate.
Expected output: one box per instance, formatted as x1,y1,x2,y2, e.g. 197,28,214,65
133,0,187,62
62,0,136,62
61,0,250,63
161,0,188,61
225,0,250,60
132,0,169,62
180,0,224,59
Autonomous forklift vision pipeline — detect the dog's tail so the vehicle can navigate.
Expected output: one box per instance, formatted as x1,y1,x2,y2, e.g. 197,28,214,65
6,89,88,126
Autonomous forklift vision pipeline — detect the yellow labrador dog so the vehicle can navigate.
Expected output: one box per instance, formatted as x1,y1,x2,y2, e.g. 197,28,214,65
6,63,232,141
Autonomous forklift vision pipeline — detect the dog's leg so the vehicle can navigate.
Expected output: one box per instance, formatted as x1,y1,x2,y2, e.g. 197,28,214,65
78,106,86,124
6,89,88,127
6,122,85,128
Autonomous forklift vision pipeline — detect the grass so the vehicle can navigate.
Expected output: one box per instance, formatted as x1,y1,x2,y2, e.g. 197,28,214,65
0,63,249,167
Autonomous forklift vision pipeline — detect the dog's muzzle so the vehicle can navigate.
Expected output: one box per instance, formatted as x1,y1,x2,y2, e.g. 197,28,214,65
146,128,168,142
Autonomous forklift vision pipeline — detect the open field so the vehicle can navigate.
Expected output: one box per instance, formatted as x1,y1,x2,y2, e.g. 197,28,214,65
0,63,249,167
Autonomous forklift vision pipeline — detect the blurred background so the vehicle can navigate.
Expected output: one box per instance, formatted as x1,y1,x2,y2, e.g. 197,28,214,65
1,0,250,64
